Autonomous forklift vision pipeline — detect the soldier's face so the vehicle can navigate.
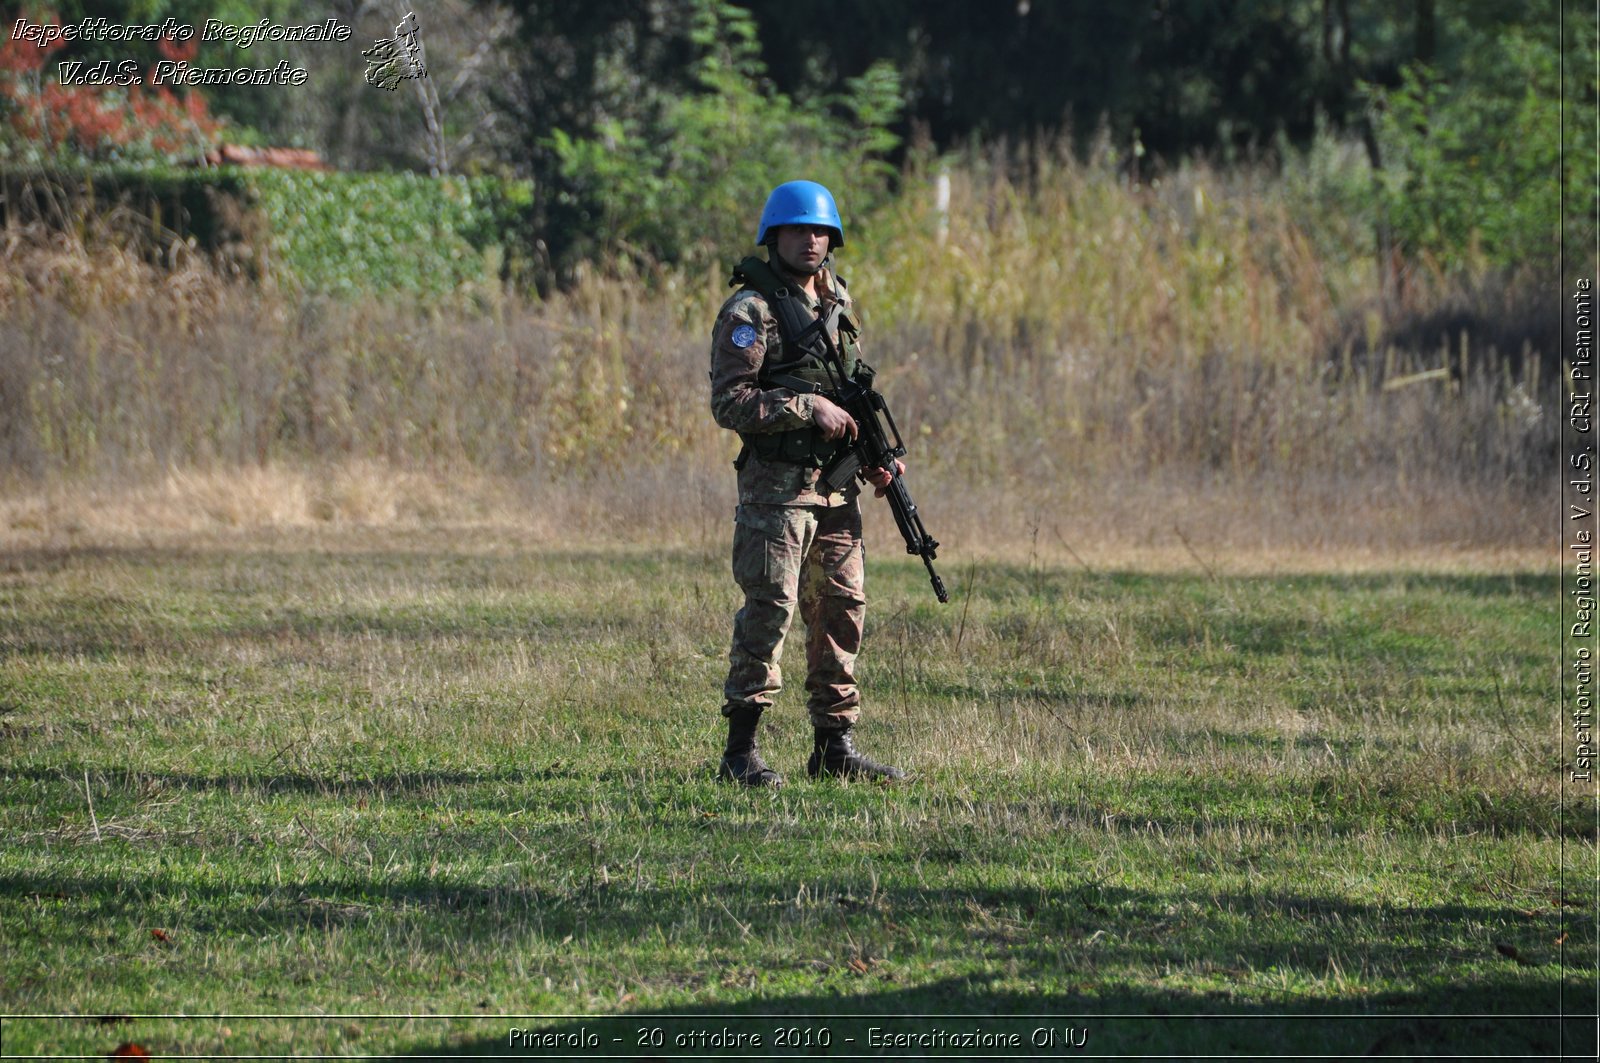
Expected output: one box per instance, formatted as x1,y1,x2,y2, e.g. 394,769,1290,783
775,224,830,274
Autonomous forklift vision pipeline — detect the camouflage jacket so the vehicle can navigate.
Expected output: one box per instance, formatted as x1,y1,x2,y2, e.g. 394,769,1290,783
709,264,861,507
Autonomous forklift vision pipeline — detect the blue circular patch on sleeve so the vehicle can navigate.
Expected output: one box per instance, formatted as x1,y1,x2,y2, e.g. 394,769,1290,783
730,324,757,349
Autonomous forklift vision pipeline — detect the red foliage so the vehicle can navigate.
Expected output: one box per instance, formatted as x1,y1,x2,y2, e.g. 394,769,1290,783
156,33,197,63
1,12,220,162
0,10,66,74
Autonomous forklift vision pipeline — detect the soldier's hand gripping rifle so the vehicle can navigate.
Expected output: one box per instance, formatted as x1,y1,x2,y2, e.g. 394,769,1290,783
813,307,949,604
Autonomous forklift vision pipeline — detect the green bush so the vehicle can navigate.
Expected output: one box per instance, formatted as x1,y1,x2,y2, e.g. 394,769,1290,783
1364,21,1592,276
242,171,535,297
0,165,536,296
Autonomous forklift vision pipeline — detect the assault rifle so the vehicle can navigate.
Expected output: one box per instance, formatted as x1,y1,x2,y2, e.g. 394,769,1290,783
814,306,949,604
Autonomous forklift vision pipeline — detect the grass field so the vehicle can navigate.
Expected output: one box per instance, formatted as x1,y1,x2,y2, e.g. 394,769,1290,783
0,527,1591,1059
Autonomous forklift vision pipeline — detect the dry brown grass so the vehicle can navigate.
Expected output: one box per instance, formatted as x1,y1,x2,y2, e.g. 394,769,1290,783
0,462,1551,577
0,151,1555,560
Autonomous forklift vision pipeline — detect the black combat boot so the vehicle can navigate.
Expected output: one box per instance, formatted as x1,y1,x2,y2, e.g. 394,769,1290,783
718,706,784,788
807,726,906,781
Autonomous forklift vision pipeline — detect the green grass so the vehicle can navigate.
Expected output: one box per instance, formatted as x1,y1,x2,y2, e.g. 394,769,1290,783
0,532,1591,1058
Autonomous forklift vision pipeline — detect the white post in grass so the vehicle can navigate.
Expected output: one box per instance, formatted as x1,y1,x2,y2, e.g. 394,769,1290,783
935,170,951,247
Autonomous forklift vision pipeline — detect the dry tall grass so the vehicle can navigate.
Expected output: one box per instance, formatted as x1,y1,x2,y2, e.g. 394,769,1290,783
0,149,1555,557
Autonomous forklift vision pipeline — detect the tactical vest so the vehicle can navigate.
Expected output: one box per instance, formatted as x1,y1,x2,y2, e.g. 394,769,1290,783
728,255,863,468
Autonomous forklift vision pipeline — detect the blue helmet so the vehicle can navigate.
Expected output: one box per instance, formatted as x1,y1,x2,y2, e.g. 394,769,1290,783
756,180,844,247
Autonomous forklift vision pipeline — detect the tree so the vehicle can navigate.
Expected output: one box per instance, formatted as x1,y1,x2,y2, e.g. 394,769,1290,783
492,0,900,279
1361,3,1588,278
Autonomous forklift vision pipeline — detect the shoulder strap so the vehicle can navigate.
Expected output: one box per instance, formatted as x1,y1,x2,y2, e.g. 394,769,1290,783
729,256,829,362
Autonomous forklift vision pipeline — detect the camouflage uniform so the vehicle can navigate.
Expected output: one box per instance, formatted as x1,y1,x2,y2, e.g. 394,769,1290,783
710,266,865,733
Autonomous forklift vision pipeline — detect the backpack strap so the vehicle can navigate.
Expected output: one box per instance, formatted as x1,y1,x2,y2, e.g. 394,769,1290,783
730,256,832,372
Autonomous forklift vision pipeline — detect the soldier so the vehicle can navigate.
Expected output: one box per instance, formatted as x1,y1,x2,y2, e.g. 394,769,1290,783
709,180,907,788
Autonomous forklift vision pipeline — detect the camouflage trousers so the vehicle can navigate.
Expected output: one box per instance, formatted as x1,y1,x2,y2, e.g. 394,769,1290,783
722,501,866,731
